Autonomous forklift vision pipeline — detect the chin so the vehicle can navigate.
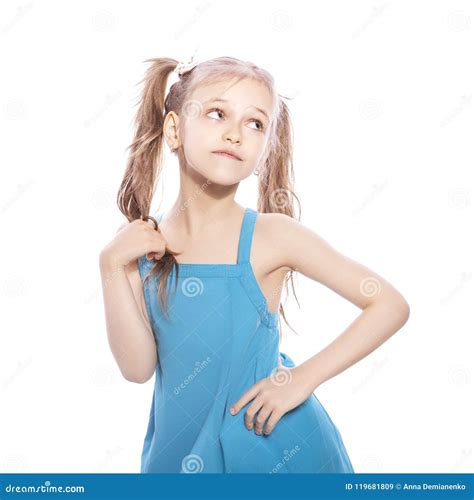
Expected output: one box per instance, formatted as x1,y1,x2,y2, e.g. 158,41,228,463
204,172,245,186
188,161,249,185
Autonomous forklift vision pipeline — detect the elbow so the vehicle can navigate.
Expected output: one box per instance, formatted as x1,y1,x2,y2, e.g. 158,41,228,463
404,301,410,320
393,295,410,326
399,295,410,318
123,369,154,384
119,352,158,384
374,293,410,326
119,354,158,384
125,375,147,384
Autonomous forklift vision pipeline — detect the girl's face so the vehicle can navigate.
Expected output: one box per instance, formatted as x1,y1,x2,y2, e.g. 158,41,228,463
177,77,274,186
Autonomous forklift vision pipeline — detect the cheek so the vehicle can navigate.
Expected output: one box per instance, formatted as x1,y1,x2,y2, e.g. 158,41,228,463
248,134,268,158
184,118,216,146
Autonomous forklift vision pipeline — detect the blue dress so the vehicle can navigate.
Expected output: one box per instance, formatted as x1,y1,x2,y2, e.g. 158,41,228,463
137,207,354,473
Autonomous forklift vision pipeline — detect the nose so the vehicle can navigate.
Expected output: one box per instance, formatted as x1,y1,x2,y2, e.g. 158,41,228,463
224,124,241,145
226,136,240,145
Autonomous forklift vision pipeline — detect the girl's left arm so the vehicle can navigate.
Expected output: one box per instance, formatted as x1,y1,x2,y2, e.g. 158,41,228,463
230,214,410,434
273,213,410,392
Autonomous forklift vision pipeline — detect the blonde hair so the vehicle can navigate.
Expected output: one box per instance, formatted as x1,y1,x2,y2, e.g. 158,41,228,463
117,56,301,333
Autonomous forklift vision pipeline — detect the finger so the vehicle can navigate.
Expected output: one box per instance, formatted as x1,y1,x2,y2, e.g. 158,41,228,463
144,232,167,261
230,382,261,415
254,405,272,435
143,223,161,235
263,409,283,436
141,216,160,232
146,249,165,261
244,395,265,430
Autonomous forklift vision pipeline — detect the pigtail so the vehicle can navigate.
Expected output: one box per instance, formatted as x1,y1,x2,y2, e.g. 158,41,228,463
257,97,302,338
117,57,181,319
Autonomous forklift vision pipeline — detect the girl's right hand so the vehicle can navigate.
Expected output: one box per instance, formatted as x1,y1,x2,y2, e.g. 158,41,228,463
100,219,167,267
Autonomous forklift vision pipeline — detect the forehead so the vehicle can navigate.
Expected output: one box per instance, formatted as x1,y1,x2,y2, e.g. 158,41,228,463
191,77,274,117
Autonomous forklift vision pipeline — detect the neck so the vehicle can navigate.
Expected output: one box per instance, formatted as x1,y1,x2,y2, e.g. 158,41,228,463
166,173,244,237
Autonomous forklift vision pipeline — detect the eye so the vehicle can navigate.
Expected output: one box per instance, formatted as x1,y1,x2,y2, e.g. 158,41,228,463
249,119,265,132
207,108,225,120
207,107,265,132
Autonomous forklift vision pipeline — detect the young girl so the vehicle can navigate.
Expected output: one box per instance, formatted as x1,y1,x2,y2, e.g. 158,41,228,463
99,56,410,473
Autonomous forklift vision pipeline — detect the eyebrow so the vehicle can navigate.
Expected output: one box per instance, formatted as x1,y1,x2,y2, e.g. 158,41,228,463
203,98,270,121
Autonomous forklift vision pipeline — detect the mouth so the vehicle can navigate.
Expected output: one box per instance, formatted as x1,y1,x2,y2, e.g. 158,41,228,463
212,150,243,161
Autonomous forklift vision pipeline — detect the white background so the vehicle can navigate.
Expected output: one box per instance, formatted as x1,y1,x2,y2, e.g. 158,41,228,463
0,0,472,473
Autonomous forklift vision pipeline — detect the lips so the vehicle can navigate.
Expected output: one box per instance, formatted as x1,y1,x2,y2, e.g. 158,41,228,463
212,150,242,161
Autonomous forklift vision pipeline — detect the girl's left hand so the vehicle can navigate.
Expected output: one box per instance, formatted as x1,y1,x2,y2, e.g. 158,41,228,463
229,364,314,436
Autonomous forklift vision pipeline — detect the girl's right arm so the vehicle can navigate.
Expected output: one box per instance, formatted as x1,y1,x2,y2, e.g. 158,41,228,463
99,219,167,384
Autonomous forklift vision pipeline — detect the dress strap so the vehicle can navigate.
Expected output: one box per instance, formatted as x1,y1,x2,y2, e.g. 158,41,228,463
237,208,257,264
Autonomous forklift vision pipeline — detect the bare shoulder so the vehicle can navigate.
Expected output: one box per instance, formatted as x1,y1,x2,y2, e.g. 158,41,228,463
256,211,410,312
253,212,298,275
255,211,348,280
255,210,350,280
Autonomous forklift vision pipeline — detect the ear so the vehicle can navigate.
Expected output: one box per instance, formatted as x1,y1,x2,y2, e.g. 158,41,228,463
163,111,181,150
